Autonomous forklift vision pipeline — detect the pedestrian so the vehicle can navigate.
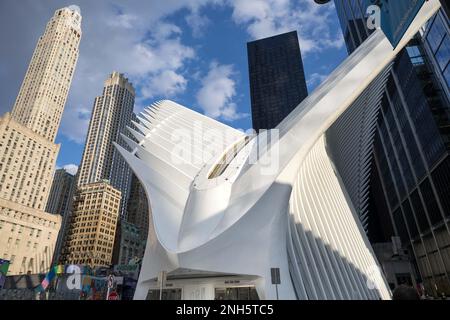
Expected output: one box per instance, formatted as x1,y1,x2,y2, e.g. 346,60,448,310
392,284,420,300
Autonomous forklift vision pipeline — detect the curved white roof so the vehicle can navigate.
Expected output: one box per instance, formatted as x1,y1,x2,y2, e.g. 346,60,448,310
116,0,441,301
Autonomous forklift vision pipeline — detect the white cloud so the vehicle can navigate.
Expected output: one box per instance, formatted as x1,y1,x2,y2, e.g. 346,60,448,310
220,103,246,121
56,0,342,143
141,70,188,99
107,13,138,29
127,38,195,76
63,164,79,176
60,103,91,144
185,0,224,37
152,22,182,41
196,62,248,121
128,35,195,100
186,11,210,38
230,0,344,55
307,72,328,88
59,1,211,144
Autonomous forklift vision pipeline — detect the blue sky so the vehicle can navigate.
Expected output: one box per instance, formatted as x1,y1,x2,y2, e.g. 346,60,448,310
0,0,348,175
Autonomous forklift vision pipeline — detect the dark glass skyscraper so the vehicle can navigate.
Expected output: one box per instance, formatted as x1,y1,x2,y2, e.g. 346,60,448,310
46,168,76,265
247,31,308,131
334,0,450,296
440,1,450,19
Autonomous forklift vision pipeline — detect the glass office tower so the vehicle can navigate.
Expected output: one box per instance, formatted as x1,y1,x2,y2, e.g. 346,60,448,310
334,0,450,296
247,31,308,131
422,10,450,100
439,1,450,19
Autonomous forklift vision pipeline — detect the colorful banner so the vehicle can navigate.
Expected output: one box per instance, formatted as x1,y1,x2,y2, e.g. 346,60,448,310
0,259,10,275
35,266,57,292
0,259,10,289
35,264,94,292
56,265,64,275
78,275,108,300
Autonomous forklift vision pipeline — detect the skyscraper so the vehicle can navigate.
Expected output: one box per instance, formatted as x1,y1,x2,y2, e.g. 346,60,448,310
439,0,450,18
60,72,135,267
247,31,308,131
46,169,76,216
0,5,81,211
59,182,121,268
112,220,145,266
46,168,76,264
0,5,82,275
77,72,135,217
333,0,450,296
126,174,149,244
421,9,450,101
113,173,150,264
11,6,82,143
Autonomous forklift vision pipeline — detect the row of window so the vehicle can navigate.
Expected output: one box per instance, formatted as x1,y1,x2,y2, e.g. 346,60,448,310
0,210,58,228
425,12,450,91
3,237,41,250
1,254,47,275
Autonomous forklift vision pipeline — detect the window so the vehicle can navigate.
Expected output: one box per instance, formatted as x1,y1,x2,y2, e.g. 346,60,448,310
441,63,450,89
420,178,443,225
427,14,447,53
393,208,409,245
28,258,34,273
411,190,430,234
432,156,450,217
406,46,424,65
435,35,450,71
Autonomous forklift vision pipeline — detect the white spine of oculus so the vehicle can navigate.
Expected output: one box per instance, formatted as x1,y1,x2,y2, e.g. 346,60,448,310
115,0,441,300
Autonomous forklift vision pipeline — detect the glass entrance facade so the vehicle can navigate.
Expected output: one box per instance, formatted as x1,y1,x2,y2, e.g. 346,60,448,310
214,287,259,300
334,0,450,296
146,288,182,300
